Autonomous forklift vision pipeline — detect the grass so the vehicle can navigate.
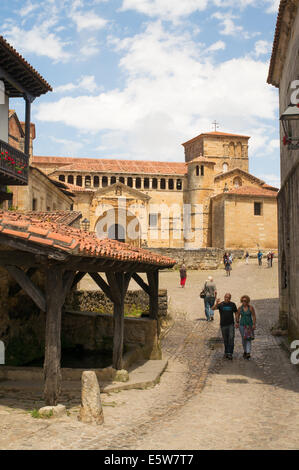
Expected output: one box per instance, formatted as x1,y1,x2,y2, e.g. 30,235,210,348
29,408,53,419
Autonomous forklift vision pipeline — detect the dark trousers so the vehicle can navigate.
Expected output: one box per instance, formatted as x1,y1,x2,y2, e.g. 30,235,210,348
221,324,235,355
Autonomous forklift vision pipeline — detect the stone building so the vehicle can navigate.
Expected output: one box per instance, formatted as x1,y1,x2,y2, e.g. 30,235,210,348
267,0,299,339
5,109,74,212
33,131,278,251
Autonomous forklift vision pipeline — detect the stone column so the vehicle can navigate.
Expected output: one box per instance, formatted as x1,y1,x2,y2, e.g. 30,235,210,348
79,371,104,425
223,143,229,157
242,144,248,158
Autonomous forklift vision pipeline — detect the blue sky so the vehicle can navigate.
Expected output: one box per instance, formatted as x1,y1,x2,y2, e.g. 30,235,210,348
2,0,281,186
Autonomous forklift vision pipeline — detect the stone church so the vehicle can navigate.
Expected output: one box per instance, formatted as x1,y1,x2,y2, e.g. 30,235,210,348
32,130,278,251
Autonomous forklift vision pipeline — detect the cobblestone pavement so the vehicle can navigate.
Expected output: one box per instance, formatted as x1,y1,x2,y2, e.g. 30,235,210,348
0,260,298,450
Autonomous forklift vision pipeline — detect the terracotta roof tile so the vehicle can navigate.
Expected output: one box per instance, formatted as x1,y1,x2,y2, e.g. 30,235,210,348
0,211,176,268
29,235,54,246
227,186,278,197
24,211,82,226
0,35,52,95
182,131,250,146
33,156,187,176
2,228,30,239
28,226,50,237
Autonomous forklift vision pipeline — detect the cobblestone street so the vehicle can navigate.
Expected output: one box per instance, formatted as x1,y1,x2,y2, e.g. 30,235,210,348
0,260,298,450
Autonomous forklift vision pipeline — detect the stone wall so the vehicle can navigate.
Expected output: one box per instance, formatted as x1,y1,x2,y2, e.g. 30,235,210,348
65,289,168,318
145,247,224,269
62,311,161,361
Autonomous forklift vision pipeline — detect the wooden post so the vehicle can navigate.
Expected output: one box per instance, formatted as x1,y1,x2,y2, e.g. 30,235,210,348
24,97,31,157
147,270,159,319
147,270,160,335
44,267,75,405
106,272,131,370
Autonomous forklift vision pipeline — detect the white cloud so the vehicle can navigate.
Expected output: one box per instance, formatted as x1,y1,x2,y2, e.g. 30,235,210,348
264,0,280,14
51,137,84,157
254,39,272,57
70,10,108,32
79,37,100,58
3,21,71,62
206,41,226,52
55,75,99,93
120,0,208,21
18,1,39,17
212,11,246,37
120,0,280,20
36,21,278,162
257,173,280,187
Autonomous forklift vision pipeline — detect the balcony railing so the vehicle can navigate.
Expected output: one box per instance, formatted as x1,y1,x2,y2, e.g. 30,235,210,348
0,139,29,185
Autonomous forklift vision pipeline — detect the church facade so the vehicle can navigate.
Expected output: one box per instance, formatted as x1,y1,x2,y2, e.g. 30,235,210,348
32,131,278,251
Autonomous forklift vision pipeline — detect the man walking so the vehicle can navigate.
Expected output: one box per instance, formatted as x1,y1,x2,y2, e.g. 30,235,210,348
212,293,237,359
202,276,217,321
257,250,263,267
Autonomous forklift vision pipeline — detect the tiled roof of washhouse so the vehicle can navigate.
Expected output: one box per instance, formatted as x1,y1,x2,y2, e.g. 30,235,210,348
33,156,187,176
21,210,82,226
0,211,176,268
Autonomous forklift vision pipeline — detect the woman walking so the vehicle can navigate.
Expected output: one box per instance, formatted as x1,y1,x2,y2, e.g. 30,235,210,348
225,258,232,276
179,263,187,288
235,295,256,359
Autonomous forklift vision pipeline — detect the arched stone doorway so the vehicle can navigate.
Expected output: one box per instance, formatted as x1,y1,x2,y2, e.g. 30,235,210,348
95,208,141,246
108,223,126,243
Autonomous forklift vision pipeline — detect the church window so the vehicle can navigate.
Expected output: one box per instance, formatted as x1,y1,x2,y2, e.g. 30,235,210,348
223,163,228,173
94,176,99,187
136,177,141,189
59,174,65,182
152,178,158,189
119,177,125,184
176,179,182,190
111,176,116,184
168,179,174,190
76,175,82,186
85,176,91,187
127,177,133,187
160,179,166,190
201,165,204,176
144,178,149,189
254,202,262,216
229,142,235,157
233,177,242,188
196,165,199,176
149,213,158,227
236,142,242,157
68,175,74,185
102,176,108,187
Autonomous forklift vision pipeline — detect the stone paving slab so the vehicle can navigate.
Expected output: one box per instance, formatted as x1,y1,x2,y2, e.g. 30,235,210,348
0,359,169,395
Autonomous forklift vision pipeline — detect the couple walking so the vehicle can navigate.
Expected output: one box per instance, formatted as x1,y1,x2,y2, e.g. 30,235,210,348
202,277,256,360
